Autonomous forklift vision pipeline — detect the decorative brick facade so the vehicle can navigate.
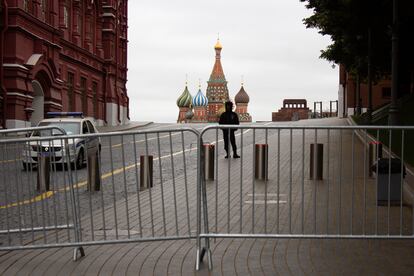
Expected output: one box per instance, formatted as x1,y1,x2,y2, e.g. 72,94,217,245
206,39,229,122
0,0,129,129
272,99,310,121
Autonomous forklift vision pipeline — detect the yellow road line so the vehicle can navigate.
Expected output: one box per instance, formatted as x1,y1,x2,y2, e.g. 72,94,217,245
0,191,55,209
0,158,22,164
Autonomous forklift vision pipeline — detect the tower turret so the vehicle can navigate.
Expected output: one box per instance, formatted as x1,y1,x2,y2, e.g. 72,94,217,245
235,82,252,122
206,38,230,122
176,83,192,123
192,84,208,122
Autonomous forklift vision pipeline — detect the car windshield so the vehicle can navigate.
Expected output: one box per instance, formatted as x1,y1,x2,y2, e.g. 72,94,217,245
32,122,80,136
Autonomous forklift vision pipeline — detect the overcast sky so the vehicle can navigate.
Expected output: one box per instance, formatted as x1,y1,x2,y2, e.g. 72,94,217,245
127,0,339,123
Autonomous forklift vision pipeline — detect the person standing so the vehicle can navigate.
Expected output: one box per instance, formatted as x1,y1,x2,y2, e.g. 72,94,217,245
219,101,240,158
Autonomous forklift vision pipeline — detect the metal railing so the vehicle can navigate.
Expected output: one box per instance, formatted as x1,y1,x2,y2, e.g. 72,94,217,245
196,124,414,270
1,124,414,271
0,126,85,259
0,126,199,261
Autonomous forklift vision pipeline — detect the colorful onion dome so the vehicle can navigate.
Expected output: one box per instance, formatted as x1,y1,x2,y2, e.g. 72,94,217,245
185,109,194,119
235,85,250,104
176,85,192,108
192,88,208,107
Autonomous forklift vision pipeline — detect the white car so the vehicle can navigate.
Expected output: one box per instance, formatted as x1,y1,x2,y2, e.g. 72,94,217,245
22,112,101,170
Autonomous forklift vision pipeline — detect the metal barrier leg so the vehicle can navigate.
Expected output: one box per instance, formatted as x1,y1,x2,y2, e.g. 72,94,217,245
196,138,213,271
64,138,85,261
73,246,85,261
202,173,213,270
196,138,203,271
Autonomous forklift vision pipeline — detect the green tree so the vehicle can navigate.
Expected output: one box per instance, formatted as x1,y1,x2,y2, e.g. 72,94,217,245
301,0,414,123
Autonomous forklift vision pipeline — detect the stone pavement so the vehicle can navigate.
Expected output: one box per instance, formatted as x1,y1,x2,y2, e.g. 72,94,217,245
1,118,414,275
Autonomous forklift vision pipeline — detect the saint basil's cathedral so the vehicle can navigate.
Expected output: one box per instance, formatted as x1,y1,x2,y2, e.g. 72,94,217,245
176,39,252,123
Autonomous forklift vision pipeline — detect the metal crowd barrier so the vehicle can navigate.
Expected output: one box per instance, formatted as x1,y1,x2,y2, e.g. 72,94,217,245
196,124,414,270
0,126,200,262
1,124,414,271
0,126,84,260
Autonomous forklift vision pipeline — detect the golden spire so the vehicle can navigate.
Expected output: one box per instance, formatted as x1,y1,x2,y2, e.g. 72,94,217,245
241,75,244,87
214,33,222,49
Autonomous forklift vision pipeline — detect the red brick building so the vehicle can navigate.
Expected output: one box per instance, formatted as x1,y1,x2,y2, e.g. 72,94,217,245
0,0,129,129
338,64,391,118
272,99,310,121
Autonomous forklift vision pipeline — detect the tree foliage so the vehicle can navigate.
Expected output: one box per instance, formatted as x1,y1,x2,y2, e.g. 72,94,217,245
301,0,413,82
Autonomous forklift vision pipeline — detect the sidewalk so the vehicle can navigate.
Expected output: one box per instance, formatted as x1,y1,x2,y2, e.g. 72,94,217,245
96,121,153,133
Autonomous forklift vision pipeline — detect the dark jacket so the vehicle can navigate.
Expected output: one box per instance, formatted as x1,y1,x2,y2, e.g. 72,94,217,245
219,111,239,131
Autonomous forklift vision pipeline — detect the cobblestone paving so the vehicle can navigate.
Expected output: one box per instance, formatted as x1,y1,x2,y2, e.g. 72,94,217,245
1,119,414,275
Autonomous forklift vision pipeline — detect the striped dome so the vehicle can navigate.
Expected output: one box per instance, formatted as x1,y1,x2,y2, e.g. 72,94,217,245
235,85,250,104
176,86,192,108
192,89,208,107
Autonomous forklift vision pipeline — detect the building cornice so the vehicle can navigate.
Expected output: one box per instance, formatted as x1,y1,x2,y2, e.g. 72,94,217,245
44,101,63,108
8,7,62,36
3,63,29,70
7,92,34,99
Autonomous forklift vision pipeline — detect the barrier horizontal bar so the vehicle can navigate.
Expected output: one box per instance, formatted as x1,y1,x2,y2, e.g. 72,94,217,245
0,224,74,234
0,235,197,251
200,233,414,240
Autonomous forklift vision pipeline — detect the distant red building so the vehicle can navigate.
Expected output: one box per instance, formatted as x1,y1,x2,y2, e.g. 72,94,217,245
0,0,129,129
272,99,310,121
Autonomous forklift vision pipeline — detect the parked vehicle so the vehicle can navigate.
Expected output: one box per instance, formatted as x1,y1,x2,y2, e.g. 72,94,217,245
22,112,101,170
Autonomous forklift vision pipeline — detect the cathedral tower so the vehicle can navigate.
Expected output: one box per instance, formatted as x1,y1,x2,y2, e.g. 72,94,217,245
206,39,230,122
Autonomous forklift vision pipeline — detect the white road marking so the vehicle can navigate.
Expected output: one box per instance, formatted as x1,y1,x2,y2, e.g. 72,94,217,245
244,200,287,204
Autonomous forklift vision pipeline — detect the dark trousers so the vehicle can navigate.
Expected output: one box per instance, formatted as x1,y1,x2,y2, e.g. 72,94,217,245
222,130,237,155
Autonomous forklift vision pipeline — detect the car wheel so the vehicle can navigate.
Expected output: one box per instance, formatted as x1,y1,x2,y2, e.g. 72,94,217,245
76,149,84,169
